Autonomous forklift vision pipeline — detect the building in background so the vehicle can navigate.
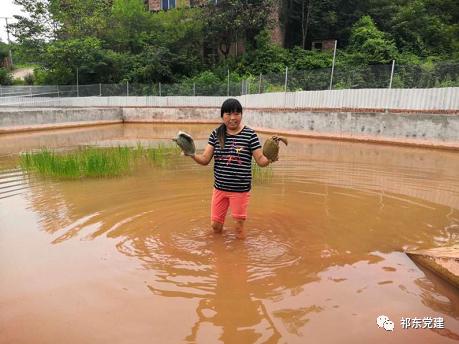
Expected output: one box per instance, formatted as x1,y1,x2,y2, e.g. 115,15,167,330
144,0,284,47
311,39,336,52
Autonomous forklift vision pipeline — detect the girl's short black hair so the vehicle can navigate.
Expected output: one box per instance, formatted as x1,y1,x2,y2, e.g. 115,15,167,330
220,98,242,117
217,98,243,147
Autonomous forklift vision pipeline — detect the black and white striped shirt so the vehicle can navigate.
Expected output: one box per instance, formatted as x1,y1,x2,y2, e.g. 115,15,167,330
208,126,262,192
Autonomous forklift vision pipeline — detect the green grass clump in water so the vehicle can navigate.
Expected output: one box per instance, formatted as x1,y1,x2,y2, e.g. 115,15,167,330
20,144,179,179
252,161,273,183
144,143,181,167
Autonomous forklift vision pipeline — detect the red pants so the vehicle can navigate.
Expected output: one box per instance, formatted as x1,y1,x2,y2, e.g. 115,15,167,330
211,188,250,224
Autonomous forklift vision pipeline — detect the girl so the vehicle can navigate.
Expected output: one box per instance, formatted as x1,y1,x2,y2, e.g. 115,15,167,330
190,98,273,239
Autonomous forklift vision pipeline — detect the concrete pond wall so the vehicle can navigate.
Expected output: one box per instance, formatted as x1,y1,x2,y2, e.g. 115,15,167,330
1,106,458,150
242,108,459,149
0,107,123,132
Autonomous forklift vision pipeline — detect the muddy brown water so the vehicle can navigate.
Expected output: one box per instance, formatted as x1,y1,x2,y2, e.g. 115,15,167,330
0,123,458,344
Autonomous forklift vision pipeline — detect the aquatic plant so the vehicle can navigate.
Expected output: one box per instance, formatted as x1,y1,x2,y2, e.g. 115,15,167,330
252,161,273,183
19,144,180,179
144,143,181,167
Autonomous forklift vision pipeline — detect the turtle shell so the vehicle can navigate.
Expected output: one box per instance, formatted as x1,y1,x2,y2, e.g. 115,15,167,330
262,136,288,161
173,131,196,156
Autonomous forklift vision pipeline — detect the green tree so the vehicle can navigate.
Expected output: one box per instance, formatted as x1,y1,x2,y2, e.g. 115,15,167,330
0,42,10,63
0,68,13,85
347,15,398,64
391,0,458,57
51,0,112,40
147,8,205,77
106,0,150,53
203,0,274,60
39,37,112,84
237,30,291,74
11,0,58,57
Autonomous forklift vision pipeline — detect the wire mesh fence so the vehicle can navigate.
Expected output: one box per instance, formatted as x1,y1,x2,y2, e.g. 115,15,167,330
393,61,459,88
1,61,458,108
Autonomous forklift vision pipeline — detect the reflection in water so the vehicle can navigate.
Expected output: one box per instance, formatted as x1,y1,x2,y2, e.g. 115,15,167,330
1,123,459,343
184,240,281,343
273,305,323,335
414,263,459,317
0,124,124,155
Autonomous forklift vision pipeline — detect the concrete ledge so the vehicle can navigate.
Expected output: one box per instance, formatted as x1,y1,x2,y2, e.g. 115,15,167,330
243,109,459,143
252,127,459,151
406,245,459,289
1,106,458,150
122,107,219,122
4,105,458,115
0,107,123,129
0,120,123,134
121,119,459,151
126,119,221,124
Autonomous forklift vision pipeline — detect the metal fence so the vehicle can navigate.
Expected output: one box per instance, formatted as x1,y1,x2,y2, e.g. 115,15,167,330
0,88,457,111
0,61,458,110
2,60,458,96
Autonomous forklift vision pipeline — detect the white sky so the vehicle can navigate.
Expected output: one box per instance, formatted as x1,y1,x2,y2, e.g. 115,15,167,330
0,0,25,43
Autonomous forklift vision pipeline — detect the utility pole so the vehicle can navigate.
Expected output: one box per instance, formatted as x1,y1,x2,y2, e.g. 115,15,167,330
0,17,14,67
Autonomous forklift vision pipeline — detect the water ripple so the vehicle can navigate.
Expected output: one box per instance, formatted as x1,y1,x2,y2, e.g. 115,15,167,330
0,168,30,200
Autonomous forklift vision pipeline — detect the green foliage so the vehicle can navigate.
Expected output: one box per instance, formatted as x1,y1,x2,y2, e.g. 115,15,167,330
23,73,35,85
125,46,174,83
20,147,131,178
20,144,180,179
237,31,291,74
347,16,398,64
51,0,112,40
391,0,457,57
188,71,224,95
158,70,225,96
252,161,273,184
40,37,111,84
290,47,333,69
203,0,274,59
0,68,13,85
394,60,459,88
9,0,459,87
107,0,151,53
0,42,10,62
12,78,26,85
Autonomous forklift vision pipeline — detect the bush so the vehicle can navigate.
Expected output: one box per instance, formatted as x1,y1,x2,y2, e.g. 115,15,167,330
24,73,35,85
0,68,13,85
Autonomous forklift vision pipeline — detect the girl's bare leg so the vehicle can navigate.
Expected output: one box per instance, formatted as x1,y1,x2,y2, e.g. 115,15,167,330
234,219,246,239
211,221,223,234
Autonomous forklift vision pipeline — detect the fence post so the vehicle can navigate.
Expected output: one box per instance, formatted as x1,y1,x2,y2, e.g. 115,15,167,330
247,80,250,95
193,82,196,96
126,81,129,97
159,82,161,96
57,85,60,98
76,67,79,97
388,60,395,89
99,83,102,96
284,67,288,92
0,86,2,97
227,69,230,96
258,73,262,94
329,40,337,90
241,79,244,95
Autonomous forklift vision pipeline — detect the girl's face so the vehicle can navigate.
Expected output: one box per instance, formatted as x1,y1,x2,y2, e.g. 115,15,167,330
222,111,242,131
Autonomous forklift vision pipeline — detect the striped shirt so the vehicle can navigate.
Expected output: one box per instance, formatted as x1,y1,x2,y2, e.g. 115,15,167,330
208,126,262,192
